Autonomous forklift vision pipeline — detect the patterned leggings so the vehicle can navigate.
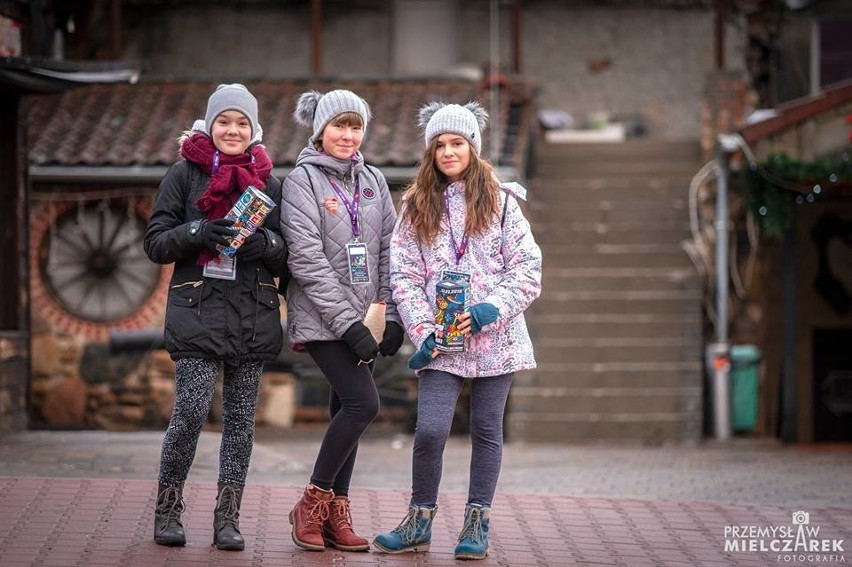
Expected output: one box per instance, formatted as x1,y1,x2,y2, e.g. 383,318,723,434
158,358,263,487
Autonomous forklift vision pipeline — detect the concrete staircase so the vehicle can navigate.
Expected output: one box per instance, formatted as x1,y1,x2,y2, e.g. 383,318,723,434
509,139,704,443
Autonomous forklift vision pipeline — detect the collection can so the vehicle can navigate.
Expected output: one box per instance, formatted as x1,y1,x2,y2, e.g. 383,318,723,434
434,279,469,352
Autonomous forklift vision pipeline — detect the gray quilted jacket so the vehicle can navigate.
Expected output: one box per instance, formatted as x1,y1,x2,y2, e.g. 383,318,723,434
280,147,400,349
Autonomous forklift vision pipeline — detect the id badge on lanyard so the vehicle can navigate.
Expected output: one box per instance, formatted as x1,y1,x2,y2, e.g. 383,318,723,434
442,190,471,285
330,175,370,284
347,242,370,284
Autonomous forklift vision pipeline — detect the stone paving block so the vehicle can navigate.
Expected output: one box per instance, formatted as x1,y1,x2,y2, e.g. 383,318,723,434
1,435,852,566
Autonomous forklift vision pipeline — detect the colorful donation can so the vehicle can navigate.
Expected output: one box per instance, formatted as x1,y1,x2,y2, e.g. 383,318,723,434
216,185,275,257
434,279,468,352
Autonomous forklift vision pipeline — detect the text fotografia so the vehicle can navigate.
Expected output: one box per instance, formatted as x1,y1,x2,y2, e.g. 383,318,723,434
724,512,845,563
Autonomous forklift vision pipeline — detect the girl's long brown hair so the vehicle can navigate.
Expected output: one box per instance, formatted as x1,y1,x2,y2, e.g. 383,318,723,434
401,138,500,245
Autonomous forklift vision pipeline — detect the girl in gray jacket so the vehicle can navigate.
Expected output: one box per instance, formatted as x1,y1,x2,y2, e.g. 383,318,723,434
280,89,403,552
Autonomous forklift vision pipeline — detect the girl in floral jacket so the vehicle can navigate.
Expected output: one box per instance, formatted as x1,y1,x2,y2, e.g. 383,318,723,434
373,102,542,560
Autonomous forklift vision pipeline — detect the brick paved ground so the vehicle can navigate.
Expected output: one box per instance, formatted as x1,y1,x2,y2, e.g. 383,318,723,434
1,429,851,566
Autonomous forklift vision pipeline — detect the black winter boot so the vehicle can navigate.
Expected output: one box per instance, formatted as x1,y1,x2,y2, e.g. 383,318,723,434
154,482,186,546
213,483,245,551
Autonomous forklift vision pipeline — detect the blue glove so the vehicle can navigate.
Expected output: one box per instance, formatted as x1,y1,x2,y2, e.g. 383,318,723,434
408,334,437,370
468,303,499,335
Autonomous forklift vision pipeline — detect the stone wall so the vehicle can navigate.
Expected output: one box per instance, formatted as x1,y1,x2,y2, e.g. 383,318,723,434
122,2,746,141
0,333,28,434
30,323,298,431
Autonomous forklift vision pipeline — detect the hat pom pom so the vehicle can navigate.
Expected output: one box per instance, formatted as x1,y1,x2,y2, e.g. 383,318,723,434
361,98,374,124
418,101,446,130
464,101,489,132
294,91,322,127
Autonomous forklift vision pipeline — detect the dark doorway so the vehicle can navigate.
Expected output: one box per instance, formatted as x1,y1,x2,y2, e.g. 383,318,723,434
813,328,852,442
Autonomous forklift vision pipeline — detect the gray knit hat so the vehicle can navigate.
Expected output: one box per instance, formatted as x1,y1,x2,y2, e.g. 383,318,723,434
419,101,488,155
204,83,260,139
293,89,372,144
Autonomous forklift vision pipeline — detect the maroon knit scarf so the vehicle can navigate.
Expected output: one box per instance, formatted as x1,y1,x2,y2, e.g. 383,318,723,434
180,133,273,265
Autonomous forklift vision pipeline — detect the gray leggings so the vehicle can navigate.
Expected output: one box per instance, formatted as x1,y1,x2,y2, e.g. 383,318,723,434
412,370,513,507
158,357,263,487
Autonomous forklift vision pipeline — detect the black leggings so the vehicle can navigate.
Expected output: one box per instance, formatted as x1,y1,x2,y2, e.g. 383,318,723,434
305,340,380,495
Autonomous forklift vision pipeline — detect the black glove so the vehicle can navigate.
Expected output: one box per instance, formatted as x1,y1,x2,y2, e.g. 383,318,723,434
192,218,235,250
342,322,380,364
237,231,267,262
379,321,405,357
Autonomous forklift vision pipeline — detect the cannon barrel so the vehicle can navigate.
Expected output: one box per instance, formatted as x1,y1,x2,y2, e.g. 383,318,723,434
109,329,165,353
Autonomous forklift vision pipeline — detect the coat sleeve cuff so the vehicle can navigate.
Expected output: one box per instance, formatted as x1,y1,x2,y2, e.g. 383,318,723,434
409,322,439,348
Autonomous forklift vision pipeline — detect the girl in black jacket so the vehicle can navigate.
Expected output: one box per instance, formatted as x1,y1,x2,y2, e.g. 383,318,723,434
144,84,287,551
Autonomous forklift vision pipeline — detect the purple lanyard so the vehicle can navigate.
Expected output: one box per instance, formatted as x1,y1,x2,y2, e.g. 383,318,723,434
443,190,468,264
329,176,362,239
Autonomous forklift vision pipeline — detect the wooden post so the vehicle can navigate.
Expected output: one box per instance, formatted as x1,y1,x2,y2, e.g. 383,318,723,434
512,0,521,73
0,95,22,330
311,0,322,75
111,0,122,59
715,0,727,71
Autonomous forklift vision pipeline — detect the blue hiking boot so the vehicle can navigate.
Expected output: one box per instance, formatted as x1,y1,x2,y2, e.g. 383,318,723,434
454,503,490,560
372,504,437,553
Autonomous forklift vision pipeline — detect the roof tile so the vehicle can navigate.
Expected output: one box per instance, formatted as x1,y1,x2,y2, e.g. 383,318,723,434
27,77,534,170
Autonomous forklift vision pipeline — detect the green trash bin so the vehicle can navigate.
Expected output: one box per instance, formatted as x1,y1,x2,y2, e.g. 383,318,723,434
730,345,762,432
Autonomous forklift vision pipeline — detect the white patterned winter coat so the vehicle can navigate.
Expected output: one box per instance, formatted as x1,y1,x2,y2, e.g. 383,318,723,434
390,181,542,377
280,147,400,349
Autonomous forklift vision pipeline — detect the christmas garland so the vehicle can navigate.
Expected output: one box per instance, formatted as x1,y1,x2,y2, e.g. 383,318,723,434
743,151,852,237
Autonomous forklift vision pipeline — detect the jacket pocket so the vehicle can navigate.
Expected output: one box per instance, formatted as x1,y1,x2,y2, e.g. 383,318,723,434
256,281,281,310
165,280,214,352
246,281,283,351
169,280,204,307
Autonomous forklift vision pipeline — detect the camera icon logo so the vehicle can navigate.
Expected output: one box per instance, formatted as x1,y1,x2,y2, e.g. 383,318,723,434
792,511,810,525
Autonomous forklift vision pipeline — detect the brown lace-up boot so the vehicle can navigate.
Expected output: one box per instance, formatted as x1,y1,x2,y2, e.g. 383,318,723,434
289,484,333,551
154,482,186,546
323,495,369,551
213,483,244,551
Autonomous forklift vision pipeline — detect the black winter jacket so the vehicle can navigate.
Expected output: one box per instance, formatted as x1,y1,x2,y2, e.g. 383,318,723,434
144,159,286,362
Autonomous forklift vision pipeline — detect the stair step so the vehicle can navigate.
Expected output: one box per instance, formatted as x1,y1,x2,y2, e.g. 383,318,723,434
532,301,697,316
532,223,691,246
536,139,702,161
534,342,702,364
526,361,703,388
532,184,692,203
510,385,701,415
530,202,688,225
541,247,692,269
534,297,700,316
535,161,701,179
532,319,699,340
535,230,692,246
540,267,698,290
507,415,701,442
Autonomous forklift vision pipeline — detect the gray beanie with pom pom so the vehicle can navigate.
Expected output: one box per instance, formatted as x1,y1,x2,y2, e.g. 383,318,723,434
419,101,488,155
293,89,372,145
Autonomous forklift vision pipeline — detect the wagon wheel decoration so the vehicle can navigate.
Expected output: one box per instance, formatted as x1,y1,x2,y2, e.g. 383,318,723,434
30,195,171,339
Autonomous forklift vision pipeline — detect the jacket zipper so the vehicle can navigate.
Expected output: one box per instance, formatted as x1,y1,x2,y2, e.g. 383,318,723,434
171,280,203,289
